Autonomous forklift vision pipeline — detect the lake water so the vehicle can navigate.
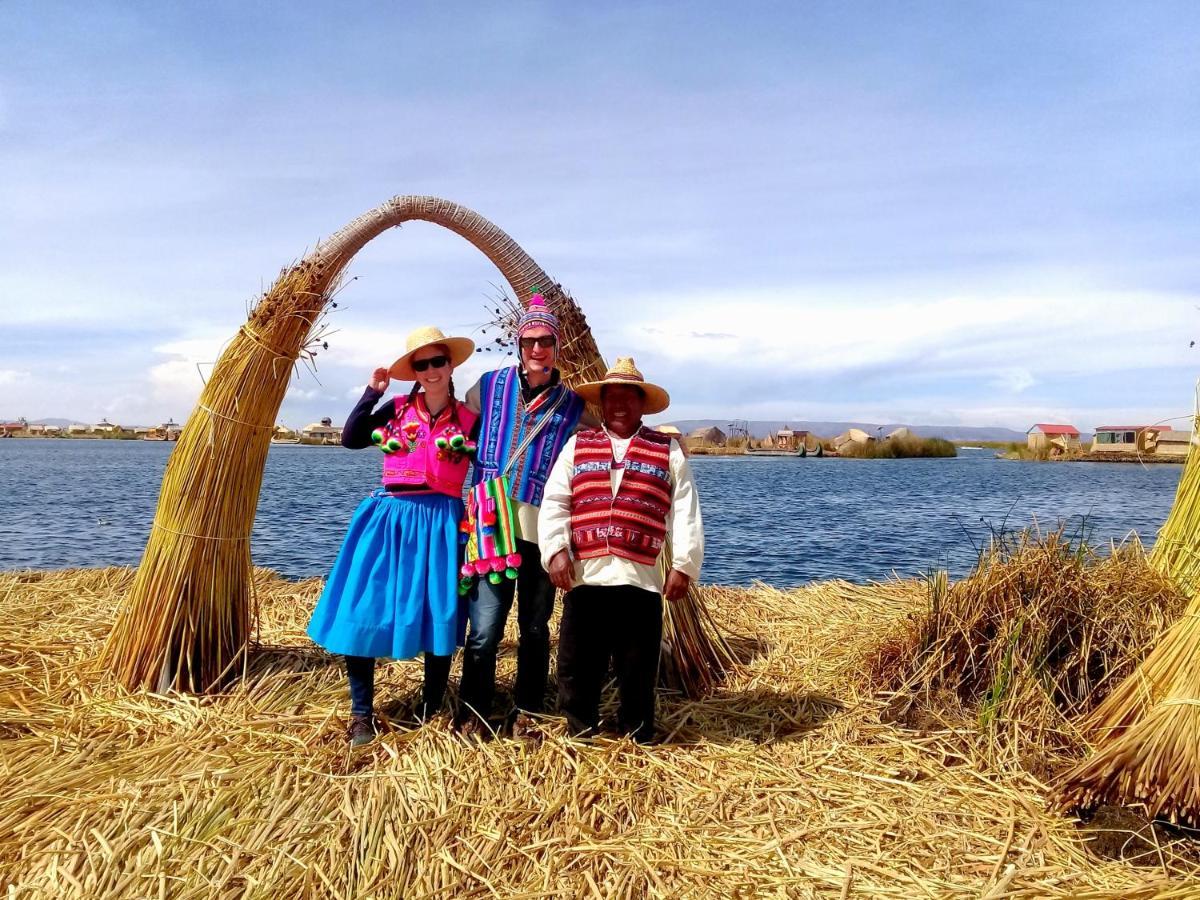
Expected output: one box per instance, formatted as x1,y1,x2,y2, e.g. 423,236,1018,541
0,439,1184,585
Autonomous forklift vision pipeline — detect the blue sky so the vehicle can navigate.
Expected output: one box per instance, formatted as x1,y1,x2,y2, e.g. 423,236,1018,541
1,2,1197,432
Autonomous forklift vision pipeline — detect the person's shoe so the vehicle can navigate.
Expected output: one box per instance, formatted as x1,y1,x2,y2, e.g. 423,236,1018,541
454,716,486,741
347,715,377,747
509,712,542,742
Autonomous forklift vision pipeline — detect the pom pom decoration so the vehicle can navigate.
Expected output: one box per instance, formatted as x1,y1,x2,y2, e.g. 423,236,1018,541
449,434,465,450
505,552,522,568
505,567,519,580
435,436,449,450
385,437,402,453
488,571,502,585
460,563,474,578
371,428,385,445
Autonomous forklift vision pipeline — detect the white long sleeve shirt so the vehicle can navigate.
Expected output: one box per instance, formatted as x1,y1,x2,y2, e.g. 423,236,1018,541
538,429,704,594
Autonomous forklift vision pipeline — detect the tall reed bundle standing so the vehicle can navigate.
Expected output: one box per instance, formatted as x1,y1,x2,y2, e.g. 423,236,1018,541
104,195,732,696
1060,406,1200,824
101,263,336,690
489,294,737,696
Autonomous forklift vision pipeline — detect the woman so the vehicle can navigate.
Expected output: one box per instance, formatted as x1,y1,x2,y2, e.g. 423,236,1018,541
307,326,478,746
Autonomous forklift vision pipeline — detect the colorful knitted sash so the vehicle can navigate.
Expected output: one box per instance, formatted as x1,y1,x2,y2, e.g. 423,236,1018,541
569,427,672,567
473,366,584,507
458,475,522,595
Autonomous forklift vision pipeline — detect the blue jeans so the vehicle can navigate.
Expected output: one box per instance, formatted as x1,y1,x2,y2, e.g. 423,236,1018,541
459,538,556,720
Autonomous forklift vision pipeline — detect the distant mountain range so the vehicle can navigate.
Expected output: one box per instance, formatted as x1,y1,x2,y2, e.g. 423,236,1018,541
663,419,1037,443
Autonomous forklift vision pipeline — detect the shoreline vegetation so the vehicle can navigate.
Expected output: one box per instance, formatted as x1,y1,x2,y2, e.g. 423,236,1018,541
982,441,1188,464
4,529,1197,895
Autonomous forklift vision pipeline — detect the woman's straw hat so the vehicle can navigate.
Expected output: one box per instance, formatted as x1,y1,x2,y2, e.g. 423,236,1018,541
388,326,475,381
575,356,670,415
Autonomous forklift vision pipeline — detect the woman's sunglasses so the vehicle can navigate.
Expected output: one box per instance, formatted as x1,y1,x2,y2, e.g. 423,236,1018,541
412,355,449,373
519,335,557,351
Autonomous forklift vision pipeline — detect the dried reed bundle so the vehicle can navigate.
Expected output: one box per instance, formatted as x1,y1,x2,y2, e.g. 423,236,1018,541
1058,409,1200,824
7,567,1199,896
100,262,337,690
868,530,1184,762
490,292,737,696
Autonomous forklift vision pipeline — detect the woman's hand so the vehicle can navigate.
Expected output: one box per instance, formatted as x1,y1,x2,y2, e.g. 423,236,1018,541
369,367,390,393
548,550,574,592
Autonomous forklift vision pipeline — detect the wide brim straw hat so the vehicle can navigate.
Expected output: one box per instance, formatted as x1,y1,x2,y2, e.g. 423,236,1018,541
388,326,475,381
575,356,670,415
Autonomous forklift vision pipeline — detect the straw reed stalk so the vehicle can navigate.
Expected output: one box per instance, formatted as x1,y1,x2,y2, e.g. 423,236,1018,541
1059,404,1200,824
102,195,731,696
489,294,737,696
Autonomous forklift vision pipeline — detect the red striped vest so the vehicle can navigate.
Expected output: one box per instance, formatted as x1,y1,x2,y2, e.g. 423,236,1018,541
569,427,672,567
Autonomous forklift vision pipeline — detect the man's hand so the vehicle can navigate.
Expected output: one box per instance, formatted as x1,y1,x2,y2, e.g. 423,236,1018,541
369,367,390,393
548,550,574,591
664,569,690,601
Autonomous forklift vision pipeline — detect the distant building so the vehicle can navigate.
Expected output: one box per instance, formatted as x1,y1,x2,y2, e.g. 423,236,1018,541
833,428,874,451
773,426,809,451
1091,426,1153,454
687,426,727,448
1026,424,1081,453
93,418,120,434
68,423,90,435
303,416,342,444
1150,429,1192,457
0,420,27,436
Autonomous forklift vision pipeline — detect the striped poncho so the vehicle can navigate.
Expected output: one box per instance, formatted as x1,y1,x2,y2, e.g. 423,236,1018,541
472,366,585,507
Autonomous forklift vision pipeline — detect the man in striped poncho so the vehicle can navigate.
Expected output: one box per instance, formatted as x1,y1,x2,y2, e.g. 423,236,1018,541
538,357,704,744
459,293,596,735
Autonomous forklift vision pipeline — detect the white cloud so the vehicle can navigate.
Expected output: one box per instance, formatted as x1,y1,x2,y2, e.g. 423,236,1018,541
617,286,1194,385
0,369,31,386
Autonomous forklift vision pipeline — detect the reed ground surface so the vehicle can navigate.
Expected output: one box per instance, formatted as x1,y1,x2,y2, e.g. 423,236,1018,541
3,566,1198,898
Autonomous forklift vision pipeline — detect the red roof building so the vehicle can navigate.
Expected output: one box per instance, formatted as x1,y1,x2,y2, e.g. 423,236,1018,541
1027,423,1082,453
1028,424,1080,437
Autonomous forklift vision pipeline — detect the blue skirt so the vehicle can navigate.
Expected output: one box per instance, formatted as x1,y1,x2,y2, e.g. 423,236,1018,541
307,490,466,659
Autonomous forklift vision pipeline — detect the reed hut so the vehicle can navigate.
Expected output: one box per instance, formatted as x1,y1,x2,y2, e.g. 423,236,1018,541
1090,425,1152,454
687,425,727,448
1026,423,1080,452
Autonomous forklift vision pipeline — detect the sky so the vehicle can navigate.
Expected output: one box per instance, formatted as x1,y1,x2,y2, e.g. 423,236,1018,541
1,2,1198,433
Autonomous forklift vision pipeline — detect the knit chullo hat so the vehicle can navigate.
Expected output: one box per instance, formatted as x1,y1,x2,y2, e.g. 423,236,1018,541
516,291,561,340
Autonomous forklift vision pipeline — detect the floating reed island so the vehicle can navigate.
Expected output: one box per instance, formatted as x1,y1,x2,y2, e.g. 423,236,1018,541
4,531,1200,897
9,194,1200,894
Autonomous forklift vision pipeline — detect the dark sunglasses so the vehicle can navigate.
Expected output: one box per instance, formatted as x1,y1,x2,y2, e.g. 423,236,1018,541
519,335,557,350
412,355,449,373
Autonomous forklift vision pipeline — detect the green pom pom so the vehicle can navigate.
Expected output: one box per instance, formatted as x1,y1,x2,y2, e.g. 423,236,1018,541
450,434,465,449
505,567,518,580
487,571,503,585
371,429,384,445
386,437,401,452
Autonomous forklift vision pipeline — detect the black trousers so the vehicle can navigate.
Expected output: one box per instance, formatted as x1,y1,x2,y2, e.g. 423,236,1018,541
556,584,663,744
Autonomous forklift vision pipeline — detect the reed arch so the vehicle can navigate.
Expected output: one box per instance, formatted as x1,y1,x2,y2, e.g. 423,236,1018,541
102,196,607,691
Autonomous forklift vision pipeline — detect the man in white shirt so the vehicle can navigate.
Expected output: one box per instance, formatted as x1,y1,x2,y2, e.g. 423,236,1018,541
538,357,703,743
